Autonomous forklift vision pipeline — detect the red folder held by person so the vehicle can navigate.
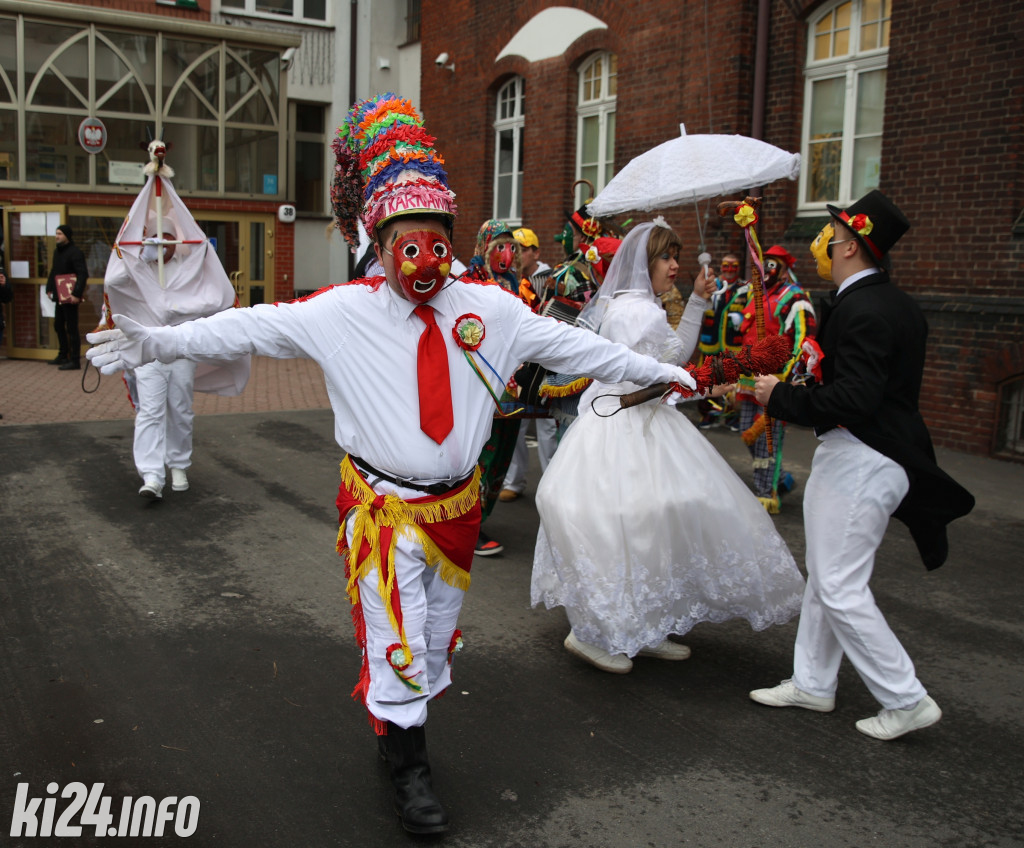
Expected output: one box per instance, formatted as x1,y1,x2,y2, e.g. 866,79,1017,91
55,274,78,304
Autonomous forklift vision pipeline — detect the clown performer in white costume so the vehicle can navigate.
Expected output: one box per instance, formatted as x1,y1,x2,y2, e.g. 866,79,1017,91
101,141,250,498
86,94,720,836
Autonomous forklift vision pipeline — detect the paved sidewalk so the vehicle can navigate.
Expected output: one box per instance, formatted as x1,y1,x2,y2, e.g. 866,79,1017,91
0,355,331,425
4,351,1022,523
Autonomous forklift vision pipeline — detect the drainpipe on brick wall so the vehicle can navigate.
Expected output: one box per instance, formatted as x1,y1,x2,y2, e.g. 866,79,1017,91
347,0,358,281
749,0,771,255
751,0,770,141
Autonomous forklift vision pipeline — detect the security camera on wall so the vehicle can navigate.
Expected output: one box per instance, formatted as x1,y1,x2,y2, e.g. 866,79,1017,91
434,52,449,67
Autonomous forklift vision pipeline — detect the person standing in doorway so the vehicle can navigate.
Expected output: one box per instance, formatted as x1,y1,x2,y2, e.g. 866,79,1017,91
45,224,88,370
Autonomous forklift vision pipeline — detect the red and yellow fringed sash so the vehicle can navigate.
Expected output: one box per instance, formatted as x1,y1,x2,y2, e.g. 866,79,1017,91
336,455,480,636
336,456,481,731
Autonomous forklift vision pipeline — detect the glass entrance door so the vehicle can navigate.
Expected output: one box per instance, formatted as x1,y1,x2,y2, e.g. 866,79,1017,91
0,206,275,359
194,215,276,308
1,204,112,360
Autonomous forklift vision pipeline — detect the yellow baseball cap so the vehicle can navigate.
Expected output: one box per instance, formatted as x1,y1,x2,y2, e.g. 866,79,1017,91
513,227,539,248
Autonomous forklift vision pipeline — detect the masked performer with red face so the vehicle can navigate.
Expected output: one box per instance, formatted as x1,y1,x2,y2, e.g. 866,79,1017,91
735,245,816,512
86,93,700,835
463,219,526,555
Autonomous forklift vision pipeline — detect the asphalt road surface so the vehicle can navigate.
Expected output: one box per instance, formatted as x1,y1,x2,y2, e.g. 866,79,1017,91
1,410,1021,847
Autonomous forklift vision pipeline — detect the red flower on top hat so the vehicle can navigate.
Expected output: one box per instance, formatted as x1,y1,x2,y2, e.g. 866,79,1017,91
849,213,874,237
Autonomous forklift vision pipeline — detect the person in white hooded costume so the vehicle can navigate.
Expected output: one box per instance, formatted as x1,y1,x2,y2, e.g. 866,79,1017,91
132,222,197,498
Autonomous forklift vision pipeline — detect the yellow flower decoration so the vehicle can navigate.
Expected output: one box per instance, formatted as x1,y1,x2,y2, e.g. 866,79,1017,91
734,203,758,229
452,313,485,351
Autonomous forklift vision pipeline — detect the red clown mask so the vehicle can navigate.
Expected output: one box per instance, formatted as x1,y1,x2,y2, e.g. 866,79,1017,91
388,229,453,304
487,240,517,275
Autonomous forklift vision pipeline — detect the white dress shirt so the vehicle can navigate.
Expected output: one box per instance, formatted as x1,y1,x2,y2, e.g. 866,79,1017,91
161,277,685,484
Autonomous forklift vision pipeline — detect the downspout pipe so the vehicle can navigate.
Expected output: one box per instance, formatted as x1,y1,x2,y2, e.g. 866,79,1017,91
750,0,771,251
751,0,771,141
347,0,358,280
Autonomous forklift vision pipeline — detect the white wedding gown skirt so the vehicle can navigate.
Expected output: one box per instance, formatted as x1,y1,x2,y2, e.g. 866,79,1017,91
532,400,805,658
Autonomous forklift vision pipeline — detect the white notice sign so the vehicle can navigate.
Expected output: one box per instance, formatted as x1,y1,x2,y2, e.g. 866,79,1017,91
108,160,146,185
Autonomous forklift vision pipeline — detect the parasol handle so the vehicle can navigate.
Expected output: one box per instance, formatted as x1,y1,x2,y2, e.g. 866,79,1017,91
716,194,776,456
716,196,761,218
618,383,671,409
741,215,776,456
750,263,768,342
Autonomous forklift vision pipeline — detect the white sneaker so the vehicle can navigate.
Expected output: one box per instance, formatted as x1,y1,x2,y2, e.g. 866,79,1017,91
564,631,632,674
139,477,163,499
749,679,835,712
637,639,692,661
855,696,942,740
170,468,189,492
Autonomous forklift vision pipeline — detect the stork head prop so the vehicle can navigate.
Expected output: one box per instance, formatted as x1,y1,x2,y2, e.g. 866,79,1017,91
143,139,175,178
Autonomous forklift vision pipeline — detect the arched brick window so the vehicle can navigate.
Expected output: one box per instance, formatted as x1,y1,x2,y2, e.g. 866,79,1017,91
800,0,891,210
493,76,524,224
575,51,616,207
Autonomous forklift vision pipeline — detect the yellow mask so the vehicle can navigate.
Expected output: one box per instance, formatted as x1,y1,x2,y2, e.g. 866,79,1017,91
810,221,835,282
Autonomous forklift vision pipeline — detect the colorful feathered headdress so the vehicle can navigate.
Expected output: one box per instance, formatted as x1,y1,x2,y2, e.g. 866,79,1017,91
331,93,458,250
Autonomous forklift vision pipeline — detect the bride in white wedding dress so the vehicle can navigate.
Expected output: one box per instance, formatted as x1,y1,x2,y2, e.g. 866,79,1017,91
531,220,805,673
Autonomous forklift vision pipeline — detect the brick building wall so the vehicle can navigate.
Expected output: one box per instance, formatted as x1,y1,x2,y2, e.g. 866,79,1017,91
421,0,764,267
421,0,1024,459
881,0,1024,456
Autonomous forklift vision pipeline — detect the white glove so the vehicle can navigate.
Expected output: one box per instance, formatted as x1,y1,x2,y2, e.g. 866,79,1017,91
660,364,697,393
86,314,175,375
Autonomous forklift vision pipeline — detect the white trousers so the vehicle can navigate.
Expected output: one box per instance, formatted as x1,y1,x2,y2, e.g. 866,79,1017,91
792,432,927,710
133,359,197,486
502,418,558,493
345,497,466,730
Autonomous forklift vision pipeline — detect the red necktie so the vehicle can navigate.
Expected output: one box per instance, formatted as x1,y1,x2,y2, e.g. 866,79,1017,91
413,305,454,444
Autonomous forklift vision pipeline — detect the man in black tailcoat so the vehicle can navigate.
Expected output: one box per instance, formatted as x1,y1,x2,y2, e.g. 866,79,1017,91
748,190,974,741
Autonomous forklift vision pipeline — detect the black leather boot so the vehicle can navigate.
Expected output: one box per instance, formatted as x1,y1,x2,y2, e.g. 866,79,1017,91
379,722,450,834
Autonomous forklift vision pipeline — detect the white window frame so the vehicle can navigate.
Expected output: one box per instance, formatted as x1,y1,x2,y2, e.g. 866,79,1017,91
575,51,616,208
288,100,328,214
215,0,329,26
998,377,1024,456
2,17,287,197
492,76,524,226
799,0,890,212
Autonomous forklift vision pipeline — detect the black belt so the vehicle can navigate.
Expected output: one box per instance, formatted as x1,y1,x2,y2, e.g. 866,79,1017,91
350,455,472,497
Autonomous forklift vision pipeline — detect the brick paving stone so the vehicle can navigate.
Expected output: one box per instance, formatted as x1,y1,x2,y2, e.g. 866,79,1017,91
0,355,330,425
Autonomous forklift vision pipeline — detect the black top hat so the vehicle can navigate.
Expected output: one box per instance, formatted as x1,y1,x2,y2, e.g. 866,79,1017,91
564,203,602,240
826,190,910,262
